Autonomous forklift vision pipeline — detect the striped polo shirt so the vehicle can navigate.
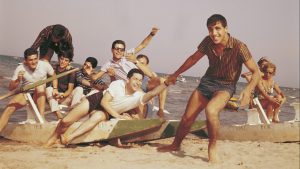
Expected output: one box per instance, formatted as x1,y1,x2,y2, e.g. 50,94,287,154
75,69,106,95
31,25,72,51
101,51,138,81
198,35,252,85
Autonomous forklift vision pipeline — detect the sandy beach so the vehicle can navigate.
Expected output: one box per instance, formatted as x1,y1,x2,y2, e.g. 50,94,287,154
0,134,299,169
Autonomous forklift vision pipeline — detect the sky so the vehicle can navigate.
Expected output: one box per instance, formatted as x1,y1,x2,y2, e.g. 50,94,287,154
0,0,299,88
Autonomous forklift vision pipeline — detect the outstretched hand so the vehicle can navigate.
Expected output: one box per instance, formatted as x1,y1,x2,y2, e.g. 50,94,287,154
165,74,177,86
125,54,137,63
151,27,159,36
147,77,161,91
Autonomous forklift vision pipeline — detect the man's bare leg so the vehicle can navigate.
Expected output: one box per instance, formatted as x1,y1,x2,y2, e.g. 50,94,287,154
61,111,106,145
44,99,90,147
157,78,168,118
157,90,207,151
0,94,27,132
205,91,230,163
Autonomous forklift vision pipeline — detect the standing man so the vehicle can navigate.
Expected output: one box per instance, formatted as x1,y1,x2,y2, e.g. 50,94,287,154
157,14,260,162
0,48,56,133
31,24,74,62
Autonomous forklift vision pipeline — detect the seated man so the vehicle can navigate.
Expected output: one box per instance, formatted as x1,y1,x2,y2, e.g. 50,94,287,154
127,54,168,118
62,57,108,108
92,28,165,117
46,51,75,119
92,27,159,82
0,48,55,132
45,68,171,147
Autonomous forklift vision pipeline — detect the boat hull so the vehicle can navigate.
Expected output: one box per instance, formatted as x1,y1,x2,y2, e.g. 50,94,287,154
0,119,164,145
217,121,300,142
122,120,207,143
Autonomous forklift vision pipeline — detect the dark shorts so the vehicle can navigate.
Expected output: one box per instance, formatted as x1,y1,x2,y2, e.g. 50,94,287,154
86,92,104,113
196,76,236,100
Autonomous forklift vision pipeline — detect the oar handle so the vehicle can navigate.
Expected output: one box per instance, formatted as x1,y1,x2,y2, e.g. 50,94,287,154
0,67,79,100
21,68,79,91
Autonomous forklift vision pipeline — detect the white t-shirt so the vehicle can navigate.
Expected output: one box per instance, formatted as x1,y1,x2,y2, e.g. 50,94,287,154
12,60,54,87
101,48,137,81
106,80,145,114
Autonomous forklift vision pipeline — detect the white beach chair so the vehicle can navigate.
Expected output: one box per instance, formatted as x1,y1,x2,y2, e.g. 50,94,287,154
246,108,262,125
290,102,300,122
252,97,271,124
21,93,45,124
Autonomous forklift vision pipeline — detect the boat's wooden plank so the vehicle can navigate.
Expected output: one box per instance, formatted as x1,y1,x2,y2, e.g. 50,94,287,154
0,119,164,145
122,120,206,143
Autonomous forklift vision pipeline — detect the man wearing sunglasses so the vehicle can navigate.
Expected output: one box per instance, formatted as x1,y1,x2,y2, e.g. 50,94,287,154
92,27,159,82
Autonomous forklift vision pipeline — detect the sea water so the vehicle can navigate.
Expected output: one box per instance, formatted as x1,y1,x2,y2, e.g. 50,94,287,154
0,55,299,125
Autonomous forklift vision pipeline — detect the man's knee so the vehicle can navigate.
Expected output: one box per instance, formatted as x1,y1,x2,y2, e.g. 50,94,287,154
205,106,219,121
91,112,106,123
60,118,73,128
74,87,84,93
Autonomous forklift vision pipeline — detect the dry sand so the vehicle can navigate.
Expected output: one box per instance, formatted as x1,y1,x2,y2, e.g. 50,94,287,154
0,134,299,169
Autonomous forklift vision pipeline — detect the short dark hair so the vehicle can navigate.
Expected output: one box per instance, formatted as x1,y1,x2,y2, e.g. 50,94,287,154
58,49,73,61
137,54,149,64
207,14,227,28
52,24,67,40
112,40,126,49
85,57,98,68
24,48,38,59
127,68,144,79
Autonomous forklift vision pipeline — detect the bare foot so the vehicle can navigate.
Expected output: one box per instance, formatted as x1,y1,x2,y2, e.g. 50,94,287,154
60,134,71,145
157,144,180,152
208,146,218,163
109,138,123,147
44,136,59,148
157,109,165,119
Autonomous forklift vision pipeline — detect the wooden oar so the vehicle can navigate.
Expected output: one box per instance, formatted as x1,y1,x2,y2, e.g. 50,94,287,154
0,68,79,101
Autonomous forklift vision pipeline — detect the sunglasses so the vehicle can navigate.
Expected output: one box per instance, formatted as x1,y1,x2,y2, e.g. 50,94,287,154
114,47,125,52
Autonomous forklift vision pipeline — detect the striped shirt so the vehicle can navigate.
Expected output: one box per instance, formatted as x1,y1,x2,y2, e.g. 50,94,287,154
197,35,252,85
31,25,73,52
75,69,106,95
101,49,138,81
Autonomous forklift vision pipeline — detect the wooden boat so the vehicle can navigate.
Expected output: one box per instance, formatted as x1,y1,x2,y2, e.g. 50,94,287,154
0,119,207,145
216,121,300,142
199,103,300,142
122,119,207,143
0,119,164,145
